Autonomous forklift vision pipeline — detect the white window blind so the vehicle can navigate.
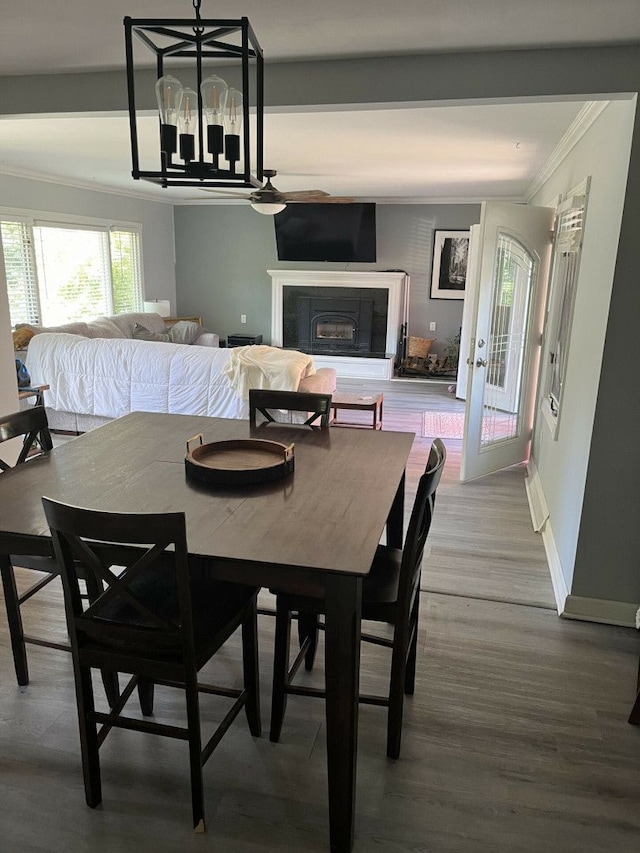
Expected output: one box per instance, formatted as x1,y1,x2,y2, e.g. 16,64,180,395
1,221,41,326
34,226,113,325
110,229,143,314
543,181,589,434
0,217,143,327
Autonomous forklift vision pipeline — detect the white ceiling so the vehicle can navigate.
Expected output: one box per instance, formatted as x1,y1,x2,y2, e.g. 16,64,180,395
0,1,636,204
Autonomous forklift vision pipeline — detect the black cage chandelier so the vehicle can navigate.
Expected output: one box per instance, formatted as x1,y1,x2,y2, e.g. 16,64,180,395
124,0,264,189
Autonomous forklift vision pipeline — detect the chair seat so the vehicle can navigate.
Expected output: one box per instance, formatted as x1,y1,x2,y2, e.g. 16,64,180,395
80,559,258,664
273,543,402,619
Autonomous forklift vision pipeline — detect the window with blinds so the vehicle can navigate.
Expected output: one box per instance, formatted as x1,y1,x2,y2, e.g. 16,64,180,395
1,221,41,325
543,179,590,435
0,218,143,327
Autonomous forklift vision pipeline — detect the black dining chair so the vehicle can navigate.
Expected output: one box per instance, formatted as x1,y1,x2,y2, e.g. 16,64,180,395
0,407,121,706
42,497,261,832
249,387,333,620
0,408,77,673
269,437,446,759
249,388,333,428
0,404,53,470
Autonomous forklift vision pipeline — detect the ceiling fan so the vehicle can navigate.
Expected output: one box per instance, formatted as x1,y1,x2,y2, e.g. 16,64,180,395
203,169,354,214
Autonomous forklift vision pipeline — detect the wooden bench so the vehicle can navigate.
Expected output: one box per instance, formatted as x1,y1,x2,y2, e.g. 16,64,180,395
331,392,384,430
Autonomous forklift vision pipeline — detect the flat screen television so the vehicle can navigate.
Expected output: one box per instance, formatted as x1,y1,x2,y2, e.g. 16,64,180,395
274,203,376,262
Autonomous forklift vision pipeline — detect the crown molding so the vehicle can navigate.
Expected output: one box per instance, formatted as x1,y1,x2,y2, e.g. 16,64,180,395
0,164,173,204
525,101,609,201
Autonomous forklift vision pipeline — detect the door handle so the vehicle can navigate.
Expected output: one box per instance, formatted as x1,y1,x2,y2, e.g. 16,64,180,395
476,358,487,367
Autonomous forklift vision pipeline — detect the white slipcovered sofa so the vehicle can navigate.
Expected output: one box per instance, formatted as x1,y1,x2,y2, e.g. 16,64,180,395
23,319,336,432
16,310,220,348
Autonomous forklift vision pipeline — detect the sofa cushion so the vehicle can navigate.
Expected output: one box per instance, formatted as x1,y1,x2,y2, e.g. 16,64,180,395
16,321,91,337
100,311,167,338
192,332,220,347
132,323,170,343
167,320,205,345
87,317,127,338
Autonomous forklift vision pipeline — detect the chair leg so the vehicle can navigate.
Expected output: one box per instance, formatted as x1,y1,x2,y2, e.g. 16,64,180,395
404,595,420,696
242,599,262,737
0,555,29,686
137,678,155,716
387,630,408,760
629,659,640,725
629,689,640,725
75,663,102,808
184,674,205,833
297,611,319,671
270,598,292,742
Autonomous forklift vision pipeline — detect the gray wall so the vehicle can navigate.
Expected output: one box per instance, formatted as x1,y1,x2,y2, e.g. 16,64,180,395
529,99,636,605
174,203,479,354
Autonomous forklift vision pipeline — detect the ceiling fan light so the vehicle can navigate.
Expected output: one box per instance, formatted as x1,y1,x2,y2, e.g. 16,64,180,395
251,202,286,215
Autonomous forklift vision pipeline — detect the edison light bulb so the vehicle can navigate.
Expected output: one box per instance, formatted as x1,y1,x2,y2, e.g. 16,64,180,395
201,74,228,167
178,87,198,163
224,87,243,171
155,75,183,156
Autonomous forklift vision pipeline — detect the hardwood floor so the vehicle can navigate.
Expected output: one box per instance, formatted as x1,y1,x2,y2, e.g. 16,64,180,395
338,376,555,609
2,381,640,852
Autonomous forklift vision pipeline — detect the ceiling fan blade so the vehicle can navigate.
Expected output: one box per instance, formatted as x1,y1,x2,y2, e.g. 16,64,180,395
201,188,253,198
287,195,355,204
280,189,330,199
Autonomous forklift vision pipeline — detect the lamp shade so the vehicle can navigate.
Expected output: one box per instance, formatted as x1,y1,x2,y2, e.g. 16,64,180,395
143,299,171,318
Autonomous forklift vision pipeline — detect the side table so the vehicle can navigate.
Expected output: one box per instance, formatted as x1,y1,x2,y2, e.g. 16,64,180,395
18,385,50,406
331,392,384,430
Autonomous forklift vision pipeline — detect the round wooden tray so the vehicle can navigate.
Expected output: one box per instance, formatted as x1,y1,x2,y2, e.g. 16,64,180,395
184,434,295,486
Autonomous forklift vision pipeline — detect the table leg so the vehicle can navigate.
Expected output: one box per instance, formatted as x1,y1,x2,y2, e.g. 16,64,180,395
324,574,362,853
386,471,405,549
0,554,29,685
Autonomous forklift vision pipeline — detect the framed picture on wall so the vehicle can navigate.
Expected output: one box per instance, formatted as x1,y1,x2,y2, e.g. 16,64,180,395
430,230,470,300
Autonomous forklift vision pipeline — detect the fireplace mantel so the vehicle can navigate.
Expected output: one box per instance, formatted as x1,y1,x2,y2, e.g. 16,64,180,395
269,270,409,380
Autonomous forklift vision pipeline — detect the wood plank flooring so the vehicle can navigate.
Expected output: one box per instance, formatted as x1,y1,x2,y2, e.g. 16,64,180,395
338,376,556,609
1,380,640,852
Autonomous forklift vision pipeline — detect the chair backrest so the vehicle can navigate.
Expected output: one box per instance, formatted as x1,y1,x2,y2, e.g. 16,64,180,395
249,388,333,428
0,406,53,471
396,437,447,617
41,498,197,665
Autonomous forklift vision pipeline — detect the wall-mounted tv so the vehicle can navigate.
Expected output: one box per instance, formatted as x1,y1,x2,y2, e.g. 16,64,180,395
274,203,376,263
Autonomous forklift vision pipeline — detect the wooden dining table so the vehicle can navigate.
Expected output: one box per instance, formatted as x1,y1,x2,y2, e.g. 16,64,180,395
0,411,414,852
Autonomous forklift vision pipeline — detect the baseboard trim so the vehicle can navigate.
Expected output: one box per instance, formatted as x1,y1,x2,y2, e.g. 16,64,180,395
525,460,565,614
540,522,568,616
524,460,549,532
561,595,640,628
525,462,639,627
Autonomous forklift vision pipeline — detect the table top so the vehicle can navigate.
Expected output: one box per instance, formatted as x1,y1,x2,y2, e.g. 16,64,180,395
331,392,383,409
0,412,414,587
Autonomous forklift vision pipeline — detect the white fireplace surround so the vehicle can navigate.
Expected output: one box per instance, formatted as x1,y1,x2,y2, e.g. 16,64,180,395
269,270,409,380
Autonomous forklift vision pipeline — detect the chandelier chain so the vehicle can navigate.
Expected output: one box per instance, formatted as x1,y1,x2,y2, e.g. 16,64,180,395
192,0,203,35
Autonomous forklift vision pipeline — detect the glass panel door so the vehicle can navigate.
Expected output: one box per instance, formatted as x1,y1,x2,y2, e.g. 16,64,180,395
481,232,536,446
